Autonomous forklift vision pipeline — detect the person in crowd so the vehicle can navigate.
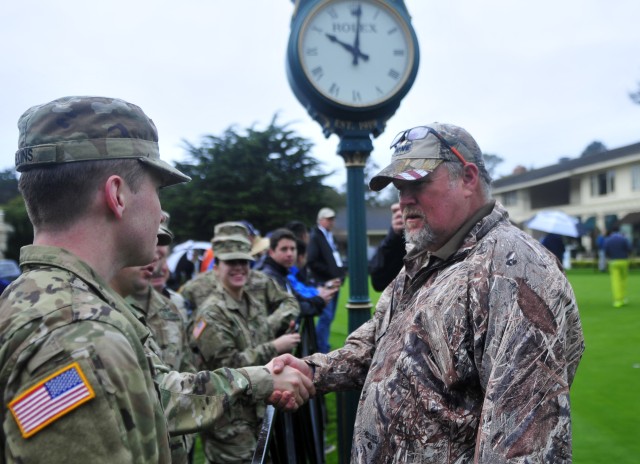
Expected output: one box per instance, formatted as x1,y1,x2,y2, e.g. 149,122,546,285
181,221,299,336
260,228,336,318
307,207,346,353
273,122,585,463
151,219,192,321
595,230,607,272
603,224,632,307
0,96,313,463
259,228,338,460
285,220,310,244
368,202,406,291
285,220,311,283
541,232,566,263
188,233,301,463
111,224,197,464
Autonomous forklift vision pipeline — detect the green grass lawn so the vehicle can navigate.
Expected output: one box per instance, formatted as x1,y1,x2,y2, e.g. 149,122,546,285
196,269,640,463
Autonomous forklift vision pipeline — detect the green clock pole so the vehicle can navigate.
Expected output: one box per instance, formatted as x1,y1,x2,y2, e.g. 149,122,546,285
335,131,373,462
285,1,420,460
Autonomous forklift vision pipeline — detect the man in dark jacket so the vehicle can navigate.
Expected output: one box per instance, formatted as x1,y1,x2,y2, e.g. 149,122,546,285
261,229,336,318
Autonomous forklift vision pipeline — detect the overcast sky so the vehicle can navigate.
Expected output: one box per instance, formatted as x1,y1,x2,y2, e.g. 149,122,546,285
1,0,639,189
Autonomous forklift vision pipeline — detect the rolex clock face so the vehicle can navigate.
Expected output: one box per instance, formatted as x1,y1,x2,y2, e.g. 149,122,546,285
298,0,415,108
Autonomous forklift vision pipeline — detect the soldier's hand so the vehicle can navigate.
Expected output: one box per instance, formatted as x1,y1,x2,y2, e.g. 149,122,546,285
265,364,315,411
273,333,301,354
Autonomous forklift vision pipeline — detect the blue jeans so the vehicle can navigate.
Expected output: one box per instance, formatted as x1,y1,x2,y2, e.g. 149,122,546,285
315,291,338,353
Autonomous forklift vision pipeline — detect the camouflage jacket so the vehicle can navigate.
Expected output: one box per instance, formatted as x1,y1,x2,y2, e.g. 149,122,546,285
127,287,197,464
0,246,274,464
127,286,195,373
306,202,585,463
180,268,299,335
189,286,278,463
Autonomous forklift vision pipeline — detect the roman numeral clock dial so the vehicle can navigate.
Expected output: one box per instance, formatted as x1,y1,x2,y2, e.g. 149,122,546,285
295,0,417,109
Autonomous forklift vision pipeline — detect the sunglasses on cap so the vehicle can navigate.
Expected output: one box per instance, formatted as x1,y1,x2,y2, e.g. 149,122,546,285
390,126,469,167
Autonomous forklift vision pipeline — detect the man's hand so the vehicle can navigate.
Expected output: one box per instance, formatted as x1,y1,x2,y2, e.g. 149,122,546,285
317,284,338,304
265,354,315,411
390,202,404,235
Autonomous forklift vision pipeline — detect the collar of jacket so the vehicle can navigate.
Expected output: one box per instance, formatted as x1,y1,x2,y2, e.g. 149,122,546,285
404,200,500,279
262,255,289,277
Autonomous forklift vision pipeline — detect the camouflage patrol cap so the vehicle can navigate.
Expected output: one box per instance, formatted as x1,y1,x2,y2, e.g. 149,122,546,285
212,234,254,262
213,221,250,240
15,96,191,187
369,122,485,191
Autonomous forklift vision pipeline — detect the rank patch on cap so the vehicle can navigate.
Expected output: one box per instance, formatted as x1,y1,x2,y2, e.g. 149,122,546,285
9,362,95,438
192,319,207,340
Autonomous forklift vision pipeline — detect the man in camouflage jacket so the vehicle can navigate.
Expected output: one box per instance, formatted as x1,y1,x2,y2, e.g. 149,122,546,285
0,96,313,464
280,123,585,463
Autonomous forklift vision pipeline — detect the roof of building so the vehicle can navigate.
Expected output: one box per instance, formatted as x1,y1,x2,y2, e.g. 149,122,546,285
493,141,640,189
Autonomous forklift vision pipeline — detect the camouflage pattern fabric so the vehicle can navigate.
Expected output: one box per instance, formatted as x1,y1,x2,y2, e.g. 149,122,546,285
127,287,195,373
0,246,170,463
163,287,191,322
181,268,299,335
15,96,189,186
0,246,274,464
189,286,278,463
306,202,585,463
127,287,197,464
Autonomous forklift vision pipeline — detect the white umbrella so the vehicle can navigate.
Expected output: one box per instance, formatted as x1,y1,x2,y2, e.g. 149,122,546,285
526,210,580,238
167,240,211,273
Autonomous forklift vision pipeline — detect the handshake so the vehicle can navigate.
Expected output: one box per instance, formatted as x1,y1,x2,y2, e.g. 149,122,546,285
264,354,315,411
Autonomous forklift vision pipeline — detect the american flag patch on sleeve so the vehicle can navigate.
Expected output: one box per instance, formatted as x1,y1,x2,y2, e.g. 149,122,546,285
8,362,95,438
192,319,207,340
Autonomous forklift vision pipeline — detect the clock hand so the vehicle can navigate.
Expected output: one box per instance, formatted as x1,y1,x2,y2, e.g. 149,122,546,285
325,33,369,62
351,4,363,65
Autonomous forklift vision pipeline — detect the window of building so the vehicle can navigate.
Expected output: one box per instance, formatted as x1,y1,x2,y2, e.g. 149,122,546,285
590,170,615,196
632,164,640,191
502,191,518,206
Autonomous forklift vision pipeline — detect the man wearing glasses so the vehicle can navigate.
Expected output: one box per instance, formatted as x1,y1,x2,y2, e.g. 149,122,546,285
275,123,585,463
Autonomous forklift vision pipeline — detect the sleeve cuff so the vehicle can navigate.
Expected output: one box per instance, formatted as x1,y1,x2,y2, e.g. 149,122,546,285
238,366,274,402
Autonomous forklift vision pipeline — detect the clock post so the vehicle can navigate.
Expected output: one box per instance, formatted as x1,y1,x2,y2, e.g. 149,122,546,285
286,0,419,460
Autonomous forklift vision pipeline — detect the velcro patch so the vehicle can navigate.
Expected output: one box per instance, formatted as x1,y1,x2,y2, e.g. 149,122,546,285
192,319,207,340
9,362,95,438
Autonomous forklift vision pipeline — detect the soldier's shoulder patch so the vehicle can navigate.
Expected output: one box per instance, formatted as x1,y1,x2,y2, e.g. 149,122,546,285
9,362,95,438
192,319,207,339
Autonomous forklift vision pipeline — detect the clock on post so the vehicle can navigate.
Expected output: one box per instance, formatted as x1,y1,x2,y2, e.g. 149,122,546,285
286,0,420,138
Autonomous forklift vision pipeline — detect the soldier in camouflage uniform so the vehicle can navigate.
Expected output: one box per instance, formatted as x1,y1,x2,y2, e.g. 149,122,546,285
0,96,314,464
181,221,300,336
152,213,192,322
189,233,301,463
111,224,196,373
111,224,196,464
277,123,585,463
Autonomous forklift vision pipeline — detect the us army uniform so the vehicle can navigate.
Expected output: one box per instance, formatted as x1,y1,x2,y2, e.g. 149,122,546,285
127,286,197,464
189,236,281,464
182,269,298,335
0,96,277,464
127,286,195,373
306,203,585,463
1,247,273,463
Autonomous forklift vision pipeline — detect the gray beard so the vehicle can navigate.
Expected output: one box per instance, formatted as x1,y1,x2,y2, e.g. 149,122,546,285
405,223,437,249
